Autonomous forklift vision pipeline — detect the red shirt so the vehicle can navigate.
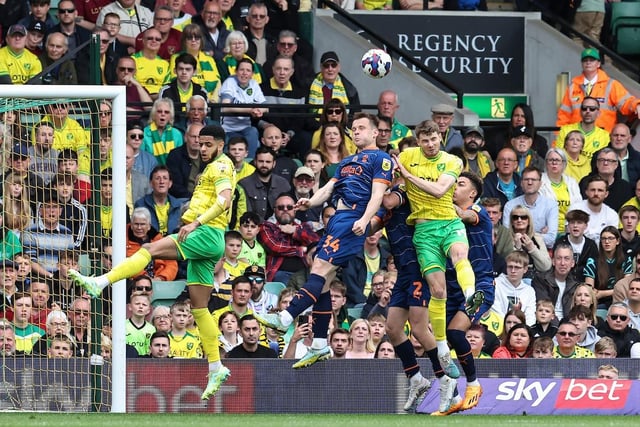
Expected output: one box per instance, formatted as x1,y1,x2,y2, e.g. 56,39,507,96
74,0,112,24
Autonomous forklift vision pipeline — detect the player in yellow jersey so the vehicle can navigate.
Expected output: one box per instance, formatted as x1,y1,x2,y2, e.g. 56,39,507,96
395,119,482,380
69,125,234,400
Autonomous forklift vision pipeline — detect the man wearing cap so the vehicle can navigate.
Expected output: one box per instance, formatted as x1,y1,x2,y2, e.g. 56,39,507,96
308,51,360,111
0,25,43,84
557,48,640,133
2,143,45,201
258,193,320,283
26,21,46,56
291,166,322,228
510,125,545,176
246,265,278,315
462,126,493,178
555,96,610,161
377,90,412,148
431,103,463,152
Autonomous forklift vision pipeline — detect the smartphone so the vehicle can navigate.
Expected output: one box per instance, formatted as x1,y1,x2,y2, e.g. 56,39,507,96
297,314,310,326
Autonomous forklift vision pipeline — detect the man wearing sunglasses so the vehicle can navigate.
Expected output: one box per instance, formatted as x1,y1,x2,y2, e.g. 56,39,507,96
553,319,594,358
598,302,640,358
45,0,91,60
555,96,609,161
258,193,320,283
308,51,360,112
126,120,158,179
245,265,277,316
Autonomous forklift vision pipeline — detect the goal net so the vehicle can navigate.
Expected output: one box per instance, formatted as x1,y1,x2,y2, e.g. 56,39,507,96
0,86,127,413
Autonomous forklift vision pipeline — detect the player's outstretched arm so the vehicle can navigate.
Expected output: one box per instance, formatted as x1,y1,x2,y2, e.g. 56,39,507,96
297,180,335,211
178,189,232,241
353,181,388,235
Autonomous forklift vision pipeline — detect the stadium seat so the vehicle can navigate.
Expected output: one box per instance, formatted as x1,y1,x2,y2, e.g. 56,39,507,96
265,281,287,296
78,253,92,275
151,280,186,307
611,2,640,55
347,307,363,320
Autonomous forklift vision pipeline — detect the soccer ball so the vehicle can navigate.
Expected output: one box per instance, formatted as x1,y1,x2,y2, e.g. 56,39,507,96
361,48,392,79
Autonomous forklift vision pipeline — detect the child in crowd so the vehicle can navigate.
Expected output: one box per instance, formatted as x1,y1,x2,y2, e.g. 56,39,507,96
99,129,113,172
238,212,265,268
168,301,203,359
12,292,45,354
367,312,387,349
531,336,554,359
530,299,558,338
492,251,537,326
125,292,155,356
213,231,250,301
219,310,241,357
58,149,91,204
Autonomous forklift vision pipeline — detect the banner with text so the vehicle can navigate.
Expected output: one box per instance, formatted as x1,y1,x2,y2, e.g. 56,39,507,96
340,14,525,94
417,378,640,415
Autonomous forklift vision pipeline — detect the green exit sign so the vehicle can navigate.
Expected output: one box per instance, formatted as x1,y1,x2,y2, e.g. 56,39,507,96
452,95,529,120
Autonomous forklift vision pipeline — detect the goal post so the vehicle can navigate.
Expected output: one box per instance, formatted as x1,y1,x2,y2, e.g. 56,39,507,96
0,85,127,413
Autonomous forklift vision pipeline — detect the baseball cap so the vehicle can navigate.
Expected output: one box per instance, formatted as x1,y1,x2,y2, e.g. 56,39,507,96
431,103,455,115
244,265,266,278
294,166,314,178
463,126,484,138
127,119,144,132
11,142,29,157
511,126,533,138
581,48,600,61
28,21,45,34
320,51,339,64
7,24,27,37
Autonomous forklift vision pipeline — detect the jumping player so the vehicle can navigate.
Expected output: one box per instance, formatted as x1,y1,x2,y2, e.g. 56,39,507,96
433,171,494,415
255,113,392,368
372,181,456,413
69,125,234,400
395,119,479,376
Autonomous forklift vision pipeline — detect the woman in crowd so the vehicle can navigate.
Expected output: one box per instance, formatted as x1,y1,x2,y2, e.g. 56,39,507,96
169,24,222,101
509,205,552,279
560,130,591,182
345,319,375,359
539,148,582,236
571,282,599,324
585,226,633,309
304,149,329,191
220,58,267,159
484,103,548,160
311,98,355,154
2,173,31,233
142,98,184,166
374,337,396,359
317,122,349,178
151,306,172,333
220,31,264,84
492,323,534,359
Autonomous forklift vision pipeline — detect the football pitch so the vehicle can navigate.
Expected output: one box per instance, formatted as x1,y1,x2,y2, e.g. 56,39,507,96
0,414,635,427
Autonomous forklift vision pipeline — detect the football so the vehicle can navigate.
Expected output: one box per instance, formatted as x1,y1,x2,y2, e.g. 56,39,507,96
361,48,392,79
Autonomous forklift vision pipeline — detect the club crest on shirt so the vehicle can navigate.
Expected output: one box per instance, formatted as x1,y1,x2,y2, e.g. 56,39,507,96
437,163,445,172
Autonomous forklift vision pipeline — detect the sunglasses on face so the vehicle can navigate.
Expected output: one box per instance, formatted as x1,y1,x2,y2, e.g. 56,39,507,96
276,205,294,211
322,62,338,69
610,314,628,321
326,108,343,115
557,331,577,337
248,276,265,284
511,215,528,220
135,286,152,292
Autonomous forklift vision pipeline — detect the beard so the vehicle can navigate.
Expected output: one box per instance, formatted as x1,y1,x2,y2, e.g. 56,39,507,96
256,167,272,178
464,143,479,154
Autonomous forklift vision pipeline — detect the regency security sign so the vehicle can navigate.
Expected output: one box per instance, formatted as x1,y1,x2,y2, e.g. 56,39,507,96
341,14,525,94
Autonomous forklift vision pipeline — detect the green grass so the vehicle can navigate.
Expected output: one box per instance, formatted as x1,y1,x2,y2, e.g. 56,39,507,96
0,414,635,427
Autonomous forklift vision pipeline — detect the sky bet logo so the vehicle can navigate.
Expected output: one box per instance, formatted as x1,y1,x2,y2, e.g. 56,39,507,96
496,379,631,410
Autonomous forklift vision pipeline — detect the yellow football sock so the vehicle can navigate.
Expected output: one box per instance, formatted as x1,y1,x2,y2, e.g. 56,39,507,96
192,307,220,363
105,248,152,284
429,297,446,342
454,258,475,297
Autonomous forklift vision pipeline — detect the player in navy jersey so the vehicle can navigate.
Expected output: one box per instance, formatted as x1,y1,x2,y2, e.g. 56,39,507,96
371,184,456,413
255,113,393,368
435,171,494,415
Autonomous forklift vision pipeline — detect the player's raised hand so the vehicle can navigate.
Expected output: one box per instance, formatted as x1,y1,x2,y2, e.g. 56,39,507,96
391,154,409,177
296,198,311,211
352,218,367,236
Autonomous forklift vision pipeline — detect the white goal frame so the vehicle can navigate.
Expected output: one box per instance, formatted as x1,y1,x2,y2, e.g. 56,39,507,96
1,85,128,413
